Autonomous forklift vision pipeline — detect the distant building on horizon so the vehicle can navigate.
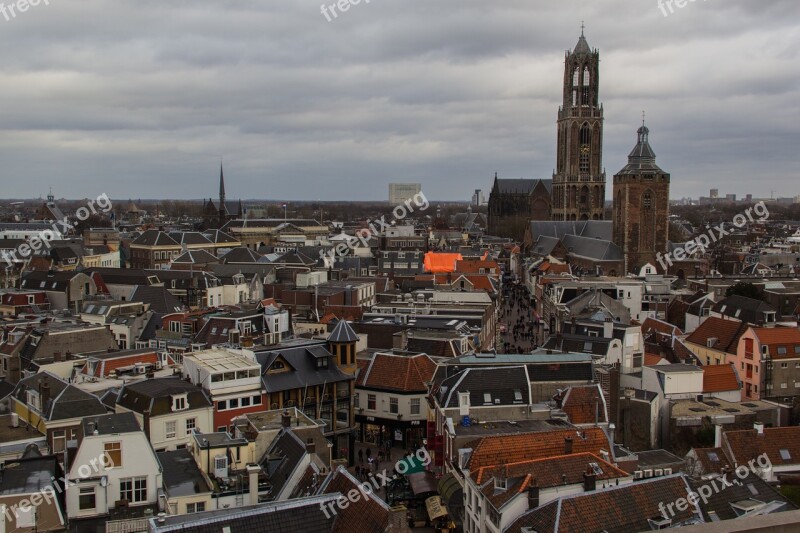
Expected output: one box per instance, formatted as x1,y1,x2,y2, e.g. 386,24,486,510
202,164,243,229
388,183,421,205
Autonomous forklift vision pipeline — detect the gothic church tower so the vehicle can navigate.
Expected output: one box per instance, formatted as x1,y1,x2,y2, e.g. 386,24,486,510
551,28,606,221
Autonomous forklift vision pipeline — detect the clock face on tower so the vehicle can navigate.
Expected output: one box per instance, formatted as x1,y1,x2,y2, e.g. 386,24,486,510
580,144,591,154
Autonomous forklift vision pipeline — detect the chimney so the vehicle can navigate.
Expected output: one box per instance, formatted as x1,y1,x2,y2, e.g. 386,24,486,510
53,351,62,362
607,423,616,445
8,355,20,384
281,409,292,428
247,464,261,505
754,422,764,436
527,484,540,509
388,505,411,533
603,317,613,339
714,424,723,448
583,467,597,492
564,437,573,455
39,381,51,410
143,409,151,439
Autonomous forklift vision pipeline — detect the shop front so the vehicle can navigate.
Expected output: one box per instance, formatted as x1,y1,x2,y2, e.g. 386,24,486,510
356,414,427,450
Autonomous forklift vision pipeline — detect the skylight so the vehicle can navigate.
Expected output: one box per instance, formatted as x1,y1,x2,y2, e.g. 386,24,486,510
780,449,791,461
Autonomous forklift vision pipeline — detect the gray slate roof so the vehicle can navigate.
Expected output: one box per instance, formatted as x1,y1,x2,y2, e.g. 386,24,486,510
327,320,359,343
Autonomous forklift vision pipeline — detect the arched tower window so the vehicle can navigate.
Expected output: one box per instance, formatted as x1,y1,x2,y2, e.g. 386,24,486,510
582,66,590,105
572,66,581,107
579,124,591,175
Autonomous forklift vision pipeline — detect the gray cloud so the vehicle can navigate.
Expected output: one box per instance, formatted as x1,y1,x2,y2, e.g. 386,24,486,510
0,0,798,201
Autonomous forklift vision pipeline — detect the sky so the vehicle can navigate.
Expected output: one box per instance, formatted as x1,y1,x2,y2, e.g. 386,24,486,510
0,0,798,202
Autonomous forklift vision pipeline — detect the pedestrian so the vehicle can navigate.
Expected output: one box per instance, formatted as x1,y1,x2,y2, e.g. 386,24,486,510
358,448,364,464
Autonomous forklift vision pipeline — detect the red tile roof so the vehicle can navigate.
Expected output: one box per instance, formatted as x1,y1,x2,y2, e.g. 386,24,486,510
701,364,740,393
477,453,628,510
321,466,390,533
751,326,800,360
644,353,666,366
466,427,611,470
455,259,500,274
685,317,749,355
560,385,607,425
506,475,697,533
688,447,729,476
723,426,800,468
356,353,437,393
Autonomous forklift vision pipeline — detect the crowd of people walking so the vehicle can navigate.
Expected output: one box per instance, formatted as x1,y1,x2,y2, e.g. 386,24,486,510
499,281,541,353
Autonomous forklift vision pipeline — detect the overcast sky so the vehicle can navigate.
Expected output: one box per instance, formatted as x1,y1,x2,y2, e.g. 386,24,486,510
1,0,798,202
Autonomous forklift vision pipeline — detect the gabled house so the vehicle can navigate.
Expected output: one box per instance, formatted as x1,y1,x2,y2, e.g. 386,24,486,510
66,412,162,522
10,372,107,455
19,270,97,311
684,316,749,367
355,352,437,449
115,377,214,452
464,452,632,533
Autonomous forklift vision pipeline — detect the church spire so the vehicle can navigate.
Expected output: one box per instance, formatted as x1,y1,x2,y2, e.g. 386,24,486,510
218,163,226,227
219,163,226,202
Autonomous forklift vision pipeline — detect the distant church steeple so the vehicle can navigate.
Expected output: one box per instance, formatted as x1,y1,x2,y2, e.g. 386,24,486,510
219,163,226,227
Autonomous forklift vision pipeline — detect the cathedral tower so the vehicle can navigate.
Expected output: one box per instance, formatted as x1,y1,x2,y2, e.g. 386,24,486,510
551,28,606,221
612,122,670,274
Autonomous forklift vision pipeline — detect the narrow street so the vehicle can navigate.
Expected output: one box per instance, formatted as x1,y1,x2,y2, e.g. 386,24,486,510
498,281,541,354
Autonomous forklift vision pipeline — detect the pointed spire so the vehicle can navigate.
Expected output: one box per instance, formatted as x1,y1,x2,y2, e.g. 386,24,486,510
573,25,591,55
219,162,226,200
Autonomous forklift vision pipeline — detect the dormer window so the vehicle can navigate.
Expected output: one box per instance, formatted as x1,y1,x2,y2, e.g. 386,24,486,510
317,357,328,369
172,394,188,412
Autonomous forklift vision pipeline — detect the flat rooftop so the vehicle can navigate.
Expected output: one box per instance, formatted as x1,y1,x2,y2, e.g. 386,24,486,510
244,407,321,432
185,349,260,371
453,416,570,437
671,398,755,418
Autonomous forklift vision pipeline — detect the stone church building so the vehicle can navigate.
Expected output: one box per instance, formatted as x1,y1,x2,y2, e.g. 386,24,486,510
488,29,670,274
488,30,606,240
